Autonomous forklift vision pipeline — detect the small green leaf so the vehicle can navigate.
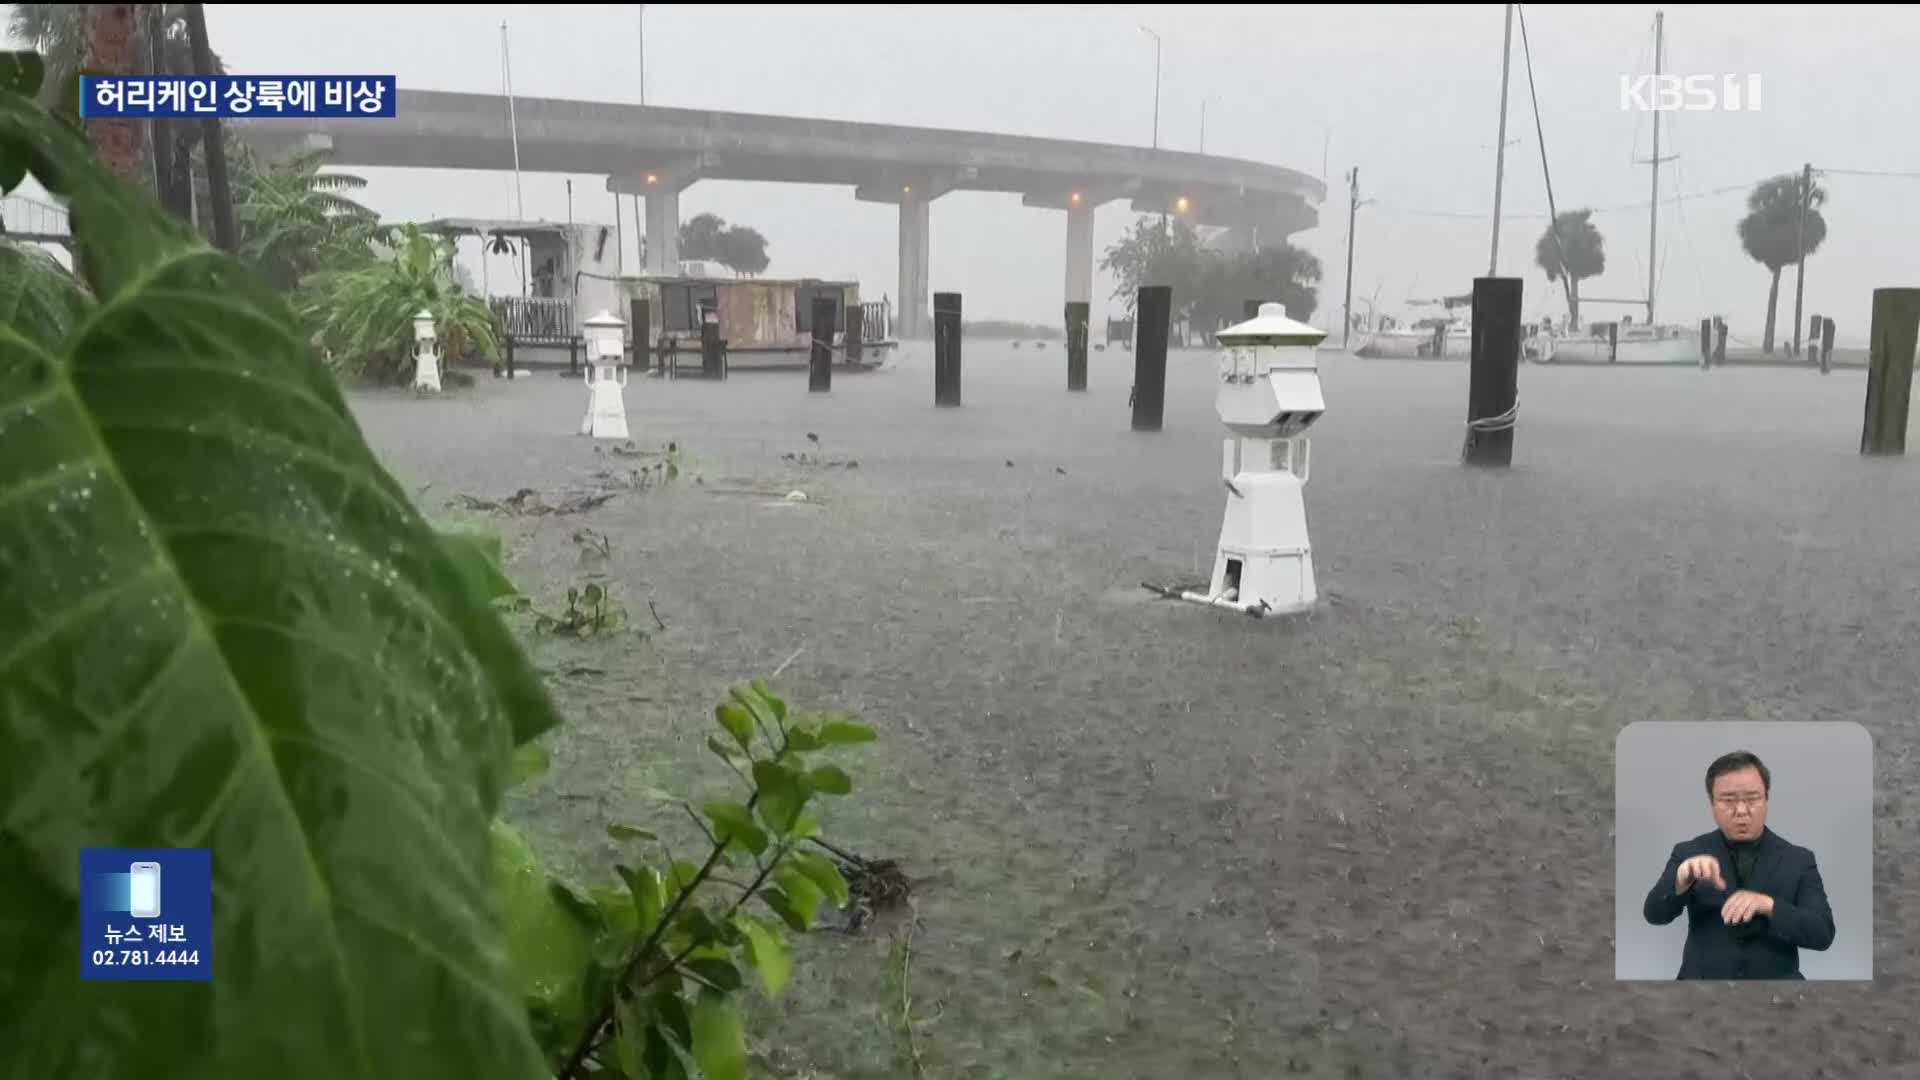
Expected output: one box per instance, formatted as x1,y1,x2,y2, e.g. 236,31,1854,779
784,726,822,752
733,912,793,996
669,860,703,895
729,684,778,739
749,677,789,723
807,765,852,796
758,885,809,933
790,814,821,839
618,863,667,938
686,956,743,992
691,991,748,1080
775,866,826,928
606,822,658,843
751,760,809,835
651,989,694,1050
643,1022,680,1078
706,734,747,763
675,906,724,946
704,800,769,855
818,719,877,746
589,882,637,937
0,51,45,97
583,582,604,605
614,996,647,1079
789,851,852,909
510,743,550,788
548,878,605,933
715,702,755,751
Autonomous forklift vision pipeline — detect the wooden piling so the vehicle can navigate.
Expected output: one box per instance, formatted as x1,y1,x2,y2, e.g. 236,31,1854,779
845,304,864,365
1821,317,1835,375
1065,301,1090,392
810,297,835,392
1714,319,1728,366
700,302,724,379
1862,288,1920,455
934,292,962,407
629,297,651,374
1607,322,1619,364
1132,285,1172,432
1463,276,1521,467
1700,319,1712,368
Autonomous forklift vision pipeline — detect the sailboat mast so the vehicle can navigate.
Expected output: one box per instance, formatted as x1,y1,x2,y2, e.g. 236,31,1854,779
1489,3,1514,276
1647,10,1662,325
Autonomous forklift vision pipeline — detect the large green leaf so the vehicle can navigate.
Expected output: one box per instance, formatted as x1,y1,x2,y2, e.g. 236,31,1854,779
492,821,596,1043
0,93,559,1076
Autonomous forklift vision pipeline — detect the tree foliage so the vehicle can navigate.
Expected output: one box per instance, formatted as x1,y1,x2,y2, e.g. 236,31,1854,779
678,212,770,276
1100,215,1321,333
297,222,498,381
1534,209,1605,327
1738,172,1828,353
230,142,379,291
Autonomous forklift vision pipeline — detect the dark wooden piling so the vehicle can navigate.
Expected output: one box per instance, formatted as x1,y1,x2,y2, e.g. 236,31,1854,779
1065,301,1090,391
700,302,724,380
629,297,651,374
1714,319,1728,366
1821,317,1836,375
809,297,835,392
934,292,962,407
845,304,864,366
1862,288,1920,455
1700,318,1713,368
1132,285,1172,432
1463,276,1521,467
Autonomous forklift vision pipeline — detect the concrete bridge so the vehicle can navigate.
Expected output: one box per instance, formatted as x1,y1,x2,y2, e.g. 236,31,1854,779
232,89,1325,337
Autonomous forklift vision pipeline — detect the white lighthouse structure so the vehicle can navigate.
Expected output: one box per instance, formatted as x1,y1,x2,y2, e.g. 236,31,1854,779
579,310,631,440
1179,302,1327,617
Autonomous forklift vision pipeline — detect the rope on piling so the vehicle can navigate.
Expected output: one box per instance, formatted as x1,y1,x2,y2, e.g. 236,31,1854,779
1465,395,1520,433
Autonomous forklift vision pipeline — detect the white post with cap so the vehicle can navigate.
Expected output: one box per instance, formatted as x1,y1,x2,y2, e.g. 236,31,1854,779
1179,302,1328,617
411,310,442,392
580,310,631,440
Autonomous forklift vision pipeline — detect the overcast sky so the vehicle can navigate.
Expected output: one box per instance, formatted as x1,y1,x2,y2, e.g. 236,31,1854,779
9,4,1919,343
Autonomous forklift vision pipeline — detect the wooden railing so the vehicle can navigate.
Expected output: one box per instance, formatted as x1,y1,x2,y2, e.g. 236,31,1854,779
491,296,576,345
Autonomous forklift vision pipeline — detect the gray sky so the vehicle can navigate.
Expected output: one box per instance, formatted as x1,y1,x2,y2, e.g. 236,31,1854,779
11,4,1920,342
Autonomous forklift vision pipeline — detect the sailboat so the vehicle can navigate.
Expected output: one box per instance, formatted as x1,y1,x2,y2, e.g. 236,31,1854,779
1532,10,1698,365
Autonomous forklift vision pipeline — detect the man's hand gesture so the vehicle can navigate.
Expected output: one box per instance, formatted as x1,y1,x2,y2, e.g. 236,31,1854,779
1721,890,1775,925
1675,854,1726,894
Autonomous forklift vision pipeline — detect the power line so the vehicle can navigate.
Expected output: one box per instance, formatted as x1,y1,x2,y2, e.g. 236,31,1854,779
1818,167,1920,180
1373,178,1762,222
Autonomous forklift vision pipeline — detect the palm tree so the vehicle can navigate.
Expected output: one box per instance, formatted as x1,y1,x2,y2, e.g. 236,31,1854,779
10,3,222,215
78,4,143,186
1534,209,1606,328
229,143,379,290
1738,173,1827,354
298,224,498,383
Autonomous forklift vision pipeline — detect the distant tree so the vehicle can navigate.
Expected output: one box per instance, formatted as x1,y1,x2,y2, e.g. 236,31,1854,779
229,144,379,291
1102,216,1321,337
715,225,770,276
1100,216,1207,319
1534,209,1605,328
1738,172,1827,354
678,213,727,261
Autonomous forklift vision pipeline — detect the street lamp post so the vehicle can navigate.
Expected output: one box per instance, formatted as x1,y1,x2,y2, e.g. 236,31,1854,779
1137,24,1161,150
1200,97,1214,153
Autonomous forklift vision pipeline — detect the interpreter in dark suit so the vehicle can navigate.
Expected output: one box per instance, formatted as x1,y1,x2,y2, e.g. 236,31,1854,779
1642,750,1836,980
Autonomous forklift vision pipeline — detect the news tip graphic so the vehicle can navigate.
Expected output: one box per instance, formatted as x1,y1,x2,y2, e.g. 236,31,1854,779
78,75,398,119
79,847,212,981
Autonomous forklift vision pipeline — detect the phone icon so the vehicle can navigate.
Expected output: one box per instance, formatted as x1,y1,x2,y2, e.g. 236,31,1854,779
128,862,162,919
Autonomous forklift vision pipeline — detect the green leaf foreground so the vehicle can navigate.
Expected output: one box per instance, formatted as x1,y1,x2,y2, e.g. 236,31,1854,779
0,86,560,1079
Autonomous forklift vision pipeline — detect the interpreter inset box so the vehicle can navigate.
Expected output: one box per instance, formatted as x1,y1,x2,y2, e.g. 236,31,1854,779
1615,722,1872,981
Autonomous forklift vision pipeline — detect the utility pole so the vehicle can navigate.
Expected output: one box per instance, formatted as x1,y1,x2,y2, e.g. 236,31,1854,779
637,4,646,105
1792,161,1813,357
1200,98,1208,153
1343,167,1360,350
1488,3,1513,276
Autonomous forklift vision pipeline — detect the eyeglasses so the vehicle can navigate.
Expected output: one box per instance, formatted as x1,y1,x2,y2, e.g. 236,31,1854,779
1714,794,1766,810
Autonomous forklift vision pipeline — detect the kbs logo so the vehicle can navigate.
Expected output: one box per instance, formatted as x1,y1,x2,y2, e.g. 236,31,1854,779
1619,73,1762,112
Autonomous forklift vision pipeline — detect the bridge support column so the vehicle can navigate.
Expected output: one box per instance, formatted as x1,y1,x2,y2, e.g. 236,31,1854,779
1065,200,1094,306
898,196,930,339
645,189,680,274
